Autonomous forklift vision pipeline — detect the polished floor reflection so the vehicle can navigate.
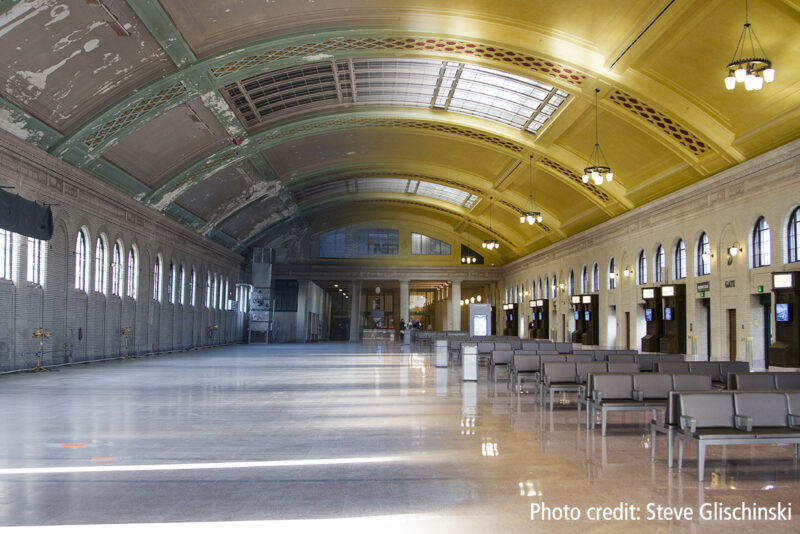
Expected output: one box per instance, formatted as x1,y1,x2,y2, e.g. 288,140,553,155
0,343,798,532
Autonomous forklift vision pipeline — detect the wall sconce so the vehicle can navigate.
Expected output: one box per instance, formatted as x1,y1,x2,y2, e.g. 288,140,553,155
459,299,465,306
727,243,742,265
559,283,565,290
476,295,482,302
623,266,631,277
470,296,476,303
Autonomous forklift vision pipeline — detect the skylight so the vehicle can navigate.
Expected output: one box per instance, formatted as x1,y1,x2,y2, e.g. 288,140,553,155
224,58,569,133
292,178,480,210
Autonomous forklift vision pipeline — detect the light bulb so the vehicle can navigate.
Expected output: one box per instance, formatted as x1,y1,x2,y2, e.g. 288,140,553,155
725,75,736,90
754,76,764,90
606,172,613,182
482,242,486,248
459,299,464,306
592,170,600,181
745,74,756,91
470,297,475,303
729,247,739,257
537,215,542,223
582,174,589,183
593,173,603,185
520,215,525,223
763,68,775,83
735,68,746,82
477,295,482,302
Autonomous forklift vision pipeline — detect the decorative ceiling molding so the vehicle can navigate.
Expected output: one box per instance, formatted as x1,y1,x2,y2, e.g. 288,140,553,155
607,89,711,156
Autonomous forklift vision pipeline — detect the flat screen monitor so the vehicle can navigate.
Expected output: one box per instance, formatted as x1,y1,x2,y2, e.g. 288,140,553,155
584,311,591,322
664,307,673,321
574,310,580,321
776,303,791,322
645,308,654,322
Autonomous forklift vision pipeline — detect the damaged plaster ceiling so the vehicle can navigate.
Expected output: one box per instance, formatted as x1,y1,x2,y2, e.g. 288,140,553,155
1,0,798,263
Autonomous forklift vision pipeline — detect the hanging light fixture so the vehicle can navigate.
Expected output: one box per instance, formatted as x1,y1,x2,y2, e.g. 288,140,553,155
582,88,613,186
482,197,499,250
520,155,542,225
724,0,774,91
462,231,477,264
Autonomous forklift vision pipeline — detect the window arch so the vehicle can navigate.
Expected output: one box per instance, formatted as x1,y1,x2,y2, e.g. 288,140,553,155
75,229,87,291
551,275,557,298
654,245,665,283
111,242,122,296
581,265,588,294
189,267,196,306
637,250,648,285
592,262,599,292
544,276,550,299
153,256,162,301
167,260,175,304
752,216,771,268
178,264,186,305
26,237,44,285
207,271,213,308
789,207,800,263
538,278,542,300
674,239,686,280
126,246,138,299
697,232,711,276
0,229,11,281
94,236,106,293
608,257,616,290
568,270,574,296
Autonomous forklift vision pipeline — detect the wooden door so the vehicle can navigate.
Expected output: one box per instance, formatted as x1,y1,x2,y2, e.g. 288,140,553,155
728,308,737,361
625,312,631,350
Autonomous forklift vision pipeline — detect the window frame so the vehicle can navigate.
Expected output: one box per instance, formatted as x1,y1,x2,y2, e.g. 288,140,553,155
126,247,138,299
697,232,710,276
153,256,162,302
654,245,665,283
111,242,122,296
752,216,771,268
94,236,106,294
637,250,648,285
674,239,686,280
75,229,88,291
789,207,800,263
608,258,616,290
26,237,44,285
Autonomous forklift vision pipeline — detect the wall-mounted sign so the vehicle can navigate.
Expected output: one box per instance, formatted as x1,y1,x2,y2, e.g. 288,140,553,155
536,300,544,307
724,279,736,288
773,273,793,289
571,296,581,304
582,295,592,303
661,286,675,297
697,282,710,293
642,288,655,299
529,300,536,307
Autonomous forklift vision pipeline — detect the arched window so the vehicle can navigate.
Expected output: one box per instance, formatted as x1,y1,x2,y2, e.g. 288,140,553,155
538,278,542,300
178,264,185,305
697,232,710,276
75,230,87,291
26,237,44,285
213,274,219,309
544,276,549,299
674,239,686,280
752,216,771,268
608,257,616,290
0,229,11,281
94,237,106,293
551,275,557,298
637,250,648,285
568,270,574,295
167,260,175,304
111,242,122,296
592,262,599,292
654,245,665,283
789,208,800,263
126,248,137,299
153,256,161,301
205,271,212,308
581,265,588,294
189,267,196,306
225,277,230,309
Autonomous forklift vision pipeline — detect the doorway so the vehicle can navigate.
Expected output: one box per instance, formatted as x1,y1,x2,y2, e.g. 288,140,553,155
760,294,772,368
625,311,630,350
607,306,617,348
727,308,737,361
694,298,710,360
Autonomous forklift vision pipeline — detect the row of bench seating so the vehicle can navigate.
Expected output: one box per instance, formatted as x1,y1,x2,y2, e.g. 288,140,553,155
675,391,800,481
728,371,800,390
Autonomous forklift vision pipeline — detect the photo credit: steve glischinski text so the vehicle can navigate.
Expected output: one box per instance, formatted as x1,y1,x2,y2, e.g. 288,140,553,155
530,501,793,522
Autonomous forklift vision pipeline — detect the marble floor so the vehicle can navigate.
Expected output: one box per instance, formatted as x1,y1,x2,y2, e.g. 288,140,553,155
0,342,798,533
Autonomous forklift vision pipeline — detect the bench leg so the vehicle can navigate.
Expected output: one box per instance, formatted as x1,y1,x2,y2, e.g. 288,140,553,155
667,433,674,468
677,439,684,471
577,399,582,425
650,428,656,461
549,389,554,412
601,408,607,437
697,443,706,482
794,444,798,458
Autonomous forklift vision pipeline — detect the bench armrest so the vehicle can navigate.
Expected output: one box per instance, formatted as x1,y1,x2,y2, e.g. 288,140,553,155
788,413,800,428
577,385,585,398
734,414,753,432
680,415,696,433
632,389,644,402
576,375,584,385
592,390,603,403
544,376,551,387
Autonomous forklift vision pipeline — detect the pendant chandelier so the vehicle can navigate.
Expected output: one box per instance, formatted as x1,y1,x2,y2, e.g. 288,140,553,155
461,231,477,264
724,0,774,91
582,88,613,186
482,198,499,250
520,155,542,225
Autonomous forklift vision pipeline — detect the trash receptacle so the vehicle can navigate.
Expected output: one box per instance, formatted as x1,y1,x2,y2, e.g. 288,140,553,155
461,343,478,381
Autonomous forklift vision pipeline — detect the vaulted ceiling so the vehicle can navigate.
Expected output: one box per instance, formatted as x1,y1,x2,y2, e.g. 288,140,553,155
2,0,798,264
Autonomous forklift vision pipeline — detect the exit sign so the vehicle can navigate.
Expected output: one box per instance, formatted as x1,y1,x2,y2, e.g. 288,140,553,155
757,285,764,293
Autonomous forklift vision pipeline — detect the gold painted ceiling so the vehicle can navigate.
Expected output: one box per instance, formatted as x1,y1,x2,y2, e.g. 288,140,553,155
1,0,798,264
